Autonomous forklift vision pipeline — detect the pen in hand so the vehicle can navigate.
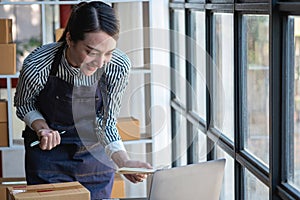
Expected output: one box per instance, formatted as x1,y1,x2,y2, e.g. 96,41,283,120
30,131,66,147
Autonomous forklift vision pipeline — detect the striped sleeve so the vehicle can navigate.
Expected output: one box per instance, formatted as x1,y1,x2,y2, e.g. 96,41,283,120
13,43,57,127
96,49,131,155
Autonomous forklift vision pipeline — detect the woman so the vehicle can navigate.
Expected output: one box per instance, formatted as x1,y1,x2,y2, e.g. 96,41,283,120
14,1,151,199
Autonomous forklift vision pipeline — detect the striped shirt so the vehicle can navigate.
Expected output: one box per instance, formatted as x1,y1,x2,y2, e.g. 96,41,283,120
14,42,130,157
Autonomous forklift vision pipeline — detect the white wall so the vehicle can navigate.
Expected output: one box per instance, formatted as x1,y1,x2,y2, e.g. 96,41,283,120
115,0,171,197
150,0,172,169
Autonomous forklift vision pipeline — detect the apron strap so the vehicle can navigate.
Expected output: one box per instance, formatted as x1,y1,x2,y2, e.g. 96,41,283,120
50,42,66,76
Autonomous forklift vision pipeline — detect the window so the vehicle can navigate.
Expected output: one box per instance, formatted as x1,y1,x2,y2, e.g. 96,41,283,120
170,1,300,199
171,110,187,166
190,11,206,120
287,15,300,192
216,146,234,199
245,168,269,199
171,9,186,107
242,14,269,166
212,13,234,141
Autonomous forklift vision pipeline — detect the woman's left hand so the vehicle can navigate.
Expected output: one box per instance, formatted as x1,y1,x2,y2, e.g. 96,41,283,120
111,150,152,183
122,160,152,183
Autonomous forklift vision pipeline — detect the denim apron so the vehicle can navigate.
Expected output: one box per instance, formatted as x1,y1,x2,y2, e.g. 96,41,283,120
22,43,115,200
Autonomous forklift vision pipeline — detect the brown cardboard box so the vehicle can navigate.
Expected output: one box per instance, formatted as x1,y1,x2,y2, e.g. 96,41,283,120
117,117,140,141
0,122,8,147
0,100,8,122
111,174,125,198
0,43,16,75
7,181,90,200
0,178,26,200
55,28,65,42
0,19,13,43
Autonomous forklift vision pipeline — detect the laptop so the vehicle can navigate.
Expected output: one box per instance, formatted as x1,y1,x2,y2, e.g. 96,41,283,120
110,158,226,200
148,158,225,200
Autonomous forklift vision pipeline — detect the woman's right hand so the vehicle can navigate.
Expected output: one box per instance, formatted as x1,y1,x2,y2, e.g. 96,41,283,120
36,129,61,150
31,119,61,150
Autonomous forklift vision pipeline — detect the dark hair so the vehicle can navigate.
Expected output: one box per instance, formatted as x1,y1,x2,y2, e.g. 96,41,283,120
58,1,120,42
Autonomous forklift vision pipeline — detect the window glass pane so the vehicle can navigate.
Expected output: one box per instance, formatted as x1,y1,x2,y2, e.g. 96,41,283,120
44,4,60,44
244,169,269,199
287,15,300,191
190,11,206,120
191,127,207,162
216,147,234,200
212,13,234,140
171,10,186,106
243,15,269,166
173,111,187,166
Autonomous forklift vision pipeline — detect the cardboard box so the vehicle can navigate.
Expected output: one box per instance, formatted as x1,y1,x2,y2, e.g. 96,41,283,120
117,117,140,141
0,43,16,75
0,99,8,147
0,19,13,43
0,100,8,122
111,174,125,198
55,28,65,42
0,122,8,147
0,178,26,200
7,181,90,200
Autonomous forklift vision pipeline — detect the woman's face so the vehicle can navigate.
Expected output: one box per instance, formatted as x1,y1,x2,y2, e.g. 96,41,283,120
68,31,117,76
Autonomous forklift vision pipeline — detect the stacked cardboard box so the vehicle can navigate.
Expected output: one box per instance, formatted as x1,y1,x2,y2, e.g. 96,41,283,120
117,117,140,141
0,18,16,75
111,174,125,198
0,100,8,147
55,28,65,42
2,177,123,200
0,19,12,43
7,181,90,200
0,177,26,200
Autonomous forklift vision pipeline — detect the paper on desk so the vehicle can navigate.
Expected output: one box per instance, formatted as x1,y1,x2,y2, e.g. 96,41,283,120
116,167,157,174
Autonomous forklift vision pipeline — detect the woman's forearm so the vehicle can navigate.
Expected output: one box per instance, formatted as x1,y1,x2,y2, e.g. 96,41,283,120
111,150,130,168
31,119,50,133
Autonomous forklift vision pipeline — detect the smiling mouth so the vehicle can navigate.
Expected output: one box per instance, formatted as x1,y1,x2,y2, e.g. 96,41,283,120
87,64,100,69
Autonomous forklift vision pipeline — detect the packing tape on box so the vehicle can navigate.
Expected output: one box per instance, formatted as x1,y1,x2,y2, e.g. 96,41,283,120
10,184,83,195
0,181,26,185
